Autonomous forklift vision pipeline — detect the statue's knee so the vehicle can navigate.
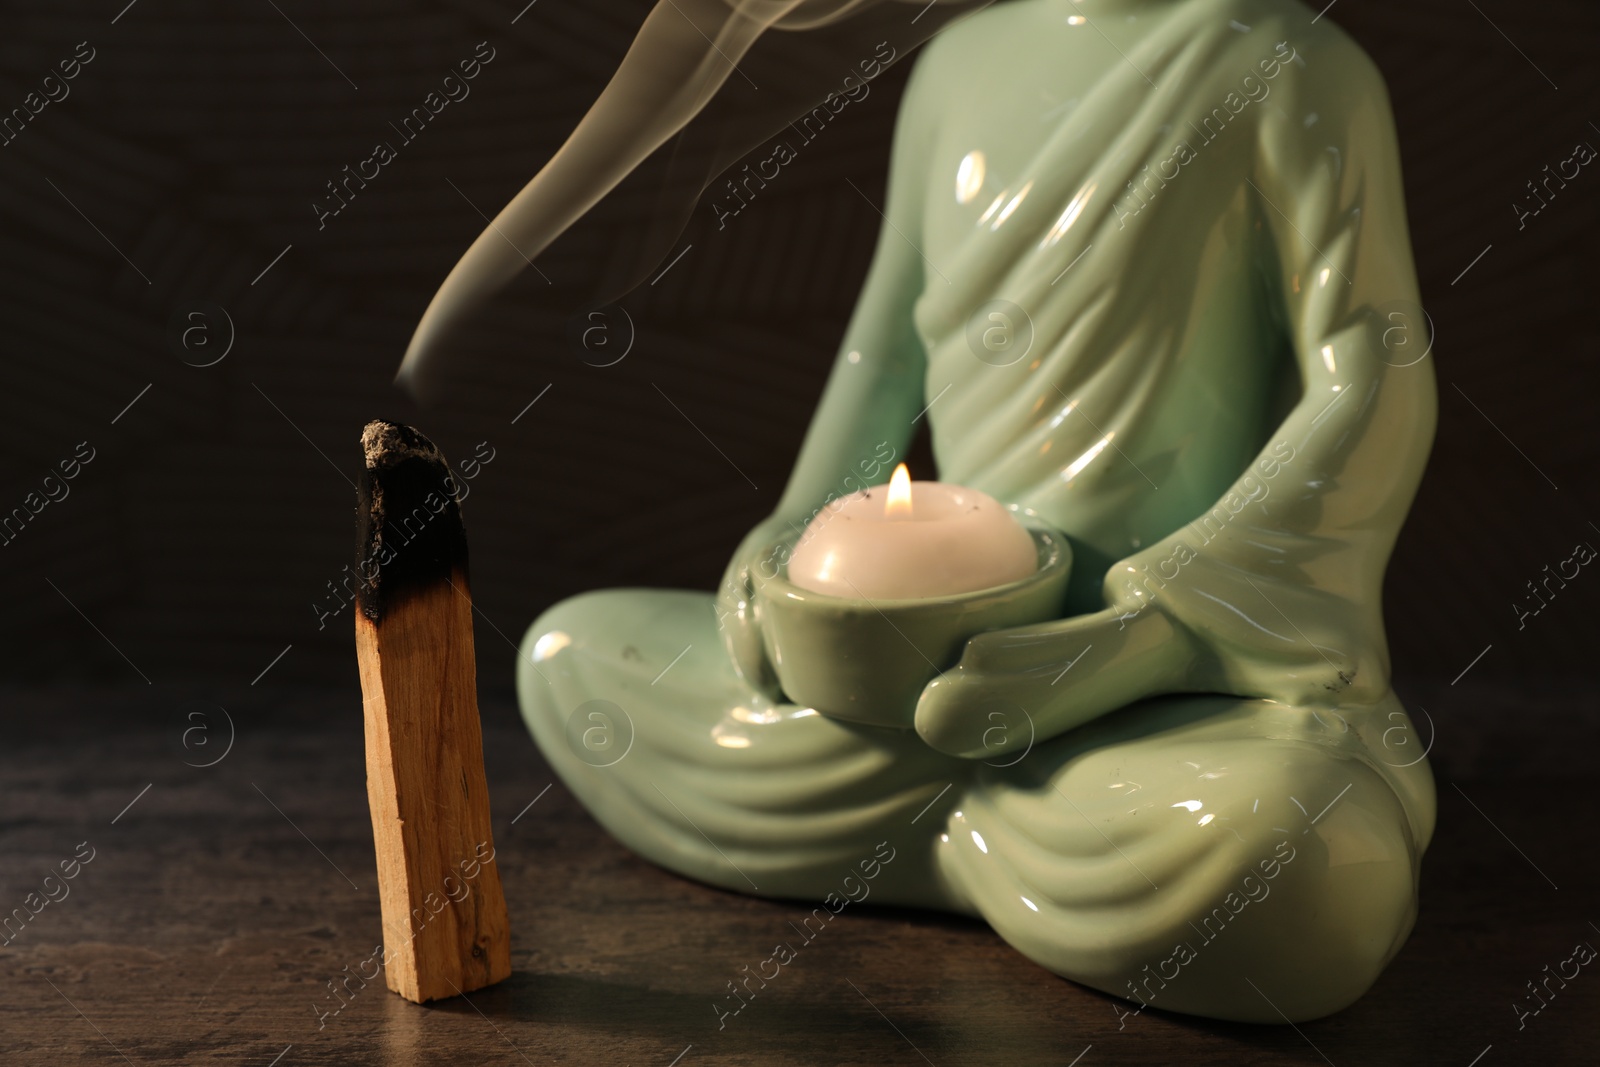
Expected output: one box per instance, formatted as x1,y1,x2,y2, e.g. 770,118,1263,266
1162,758,1419,1022
518,590,619,703
521,589,646,672
528,589,638,643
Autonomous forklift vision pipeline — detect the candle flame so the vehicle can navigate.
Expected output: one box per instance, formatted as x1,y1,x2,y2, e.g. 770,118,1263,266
884,463,913,520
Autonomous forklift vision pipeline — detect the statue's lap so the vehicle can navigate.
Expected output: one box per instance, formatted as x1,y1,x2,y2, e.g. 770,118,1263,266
516,586,1432,1020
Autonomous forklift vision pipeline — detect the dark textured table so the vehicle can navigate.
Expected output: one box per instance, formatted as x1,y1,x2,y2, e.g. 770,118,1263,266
2,680,1596,1065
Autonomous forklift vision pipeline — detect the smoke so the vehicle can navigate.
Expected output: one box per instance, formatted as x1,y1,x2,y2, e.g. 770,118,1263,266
397,0,995,401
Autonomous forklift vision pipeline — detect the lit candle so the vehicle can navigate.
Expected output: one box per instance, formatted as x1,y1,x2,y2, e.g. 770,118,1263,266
786,464,1038,600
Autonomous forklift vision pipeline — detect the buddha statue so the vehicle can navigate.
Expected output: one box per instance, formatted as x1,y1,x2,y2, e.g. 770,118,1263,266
400,0,1436,1023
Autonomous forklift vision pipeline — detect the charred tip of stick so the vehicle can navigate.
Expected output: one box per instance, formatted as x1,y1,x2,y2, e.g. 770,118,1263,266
362,419,445,471
355,420,469,621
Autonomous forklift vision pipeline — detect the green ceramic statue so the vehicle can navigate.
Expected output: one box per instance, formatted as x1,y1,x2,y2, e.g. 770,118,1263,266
402,0,1437,1024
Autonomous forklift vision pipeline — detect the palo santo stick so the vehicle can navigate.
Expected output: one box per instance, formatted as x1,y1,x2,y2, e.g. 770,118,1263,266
353,420,511,1003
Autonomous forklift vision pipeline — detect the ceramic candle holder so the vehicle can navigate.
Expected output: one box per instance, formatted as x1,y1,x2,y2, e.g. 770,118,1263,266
754,517,1072,728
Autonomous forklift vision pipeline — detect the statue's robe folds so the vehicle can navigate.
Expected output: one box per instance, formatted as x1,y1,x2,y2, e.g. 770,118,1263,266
519,0,1436,1023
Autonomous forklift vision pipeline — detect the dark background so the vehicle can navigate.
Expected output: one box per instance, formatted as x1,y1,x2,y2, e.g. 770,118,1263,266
0,0,1596,696
2,3,1599,1065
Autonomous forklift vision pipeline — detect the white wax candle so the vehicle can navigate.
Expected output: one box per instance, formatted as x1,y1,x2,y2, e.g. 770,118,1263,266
786,465,1038,599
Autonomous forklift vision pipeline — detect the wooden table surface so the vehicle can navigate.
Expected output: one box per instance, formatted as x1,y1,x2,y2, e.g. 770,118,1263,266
2,681,1596,1066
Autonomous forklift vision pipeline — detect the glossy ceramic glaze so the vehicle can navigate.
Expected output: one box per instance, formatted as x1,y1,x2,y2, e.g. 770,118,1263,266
507,0,1437,1024
757,519,1071,727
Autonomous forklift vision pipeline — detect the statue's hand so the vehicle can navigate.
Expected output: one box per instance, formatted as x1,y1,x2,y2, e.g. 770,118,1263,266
914,533,1387,759
716,516,790,698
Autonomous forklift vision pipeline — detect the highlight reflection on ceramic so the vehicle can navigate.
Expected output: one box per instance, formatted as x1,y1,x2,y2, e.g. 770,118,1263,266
421,0,1436,1025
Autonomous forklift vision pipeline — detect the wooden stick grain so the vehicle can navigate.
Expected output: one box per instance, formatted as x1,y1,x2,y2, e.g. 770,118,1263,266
354,420,511,1003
